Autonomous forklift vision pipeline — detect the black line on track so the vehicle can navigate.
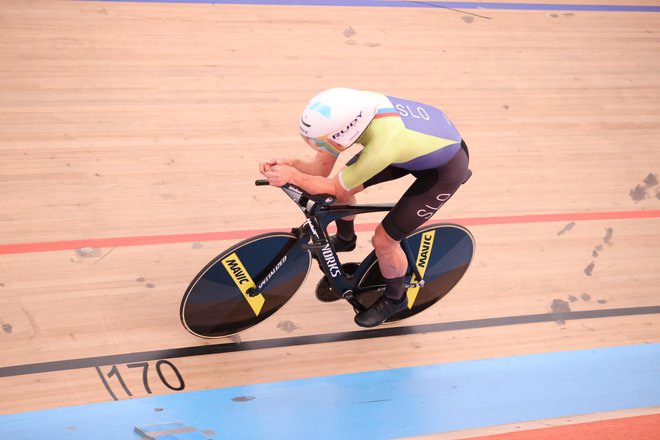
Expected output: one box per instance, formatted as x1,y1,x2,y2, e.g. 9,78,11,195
1,306,658,378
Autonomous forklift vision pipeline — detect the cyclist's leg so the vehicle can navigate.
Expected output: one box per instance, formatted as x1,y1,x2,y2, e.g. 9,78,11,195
355,144,469,327
378,141,469,263
334,188,359,241
355,226,410,327
332,154,410,250
331,153,362,247
372,223,409,299
331,188,362,251
381,144,469,242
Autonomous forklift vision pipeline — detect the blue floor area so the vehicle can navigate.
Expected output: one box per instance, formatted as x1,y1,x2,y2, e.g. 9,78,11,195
1,343,659,440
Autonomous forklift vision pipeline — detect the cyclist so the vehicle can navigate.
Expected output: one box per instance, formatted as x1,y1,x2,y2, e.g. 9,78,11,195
260,88,469,327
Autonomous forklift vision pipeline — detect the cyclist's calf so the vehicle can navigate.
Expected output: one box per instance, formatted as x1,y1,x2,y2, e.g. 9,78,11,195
372,224,408,279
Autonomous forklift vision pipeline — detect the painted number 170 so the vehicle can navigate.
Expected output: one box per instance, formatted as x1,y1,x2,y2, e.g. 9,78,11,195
95,360,185,401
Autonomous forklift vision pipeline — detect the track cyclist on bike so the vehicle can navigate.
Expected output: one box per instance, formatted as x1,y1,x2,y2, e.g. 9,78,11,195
260,88,469,328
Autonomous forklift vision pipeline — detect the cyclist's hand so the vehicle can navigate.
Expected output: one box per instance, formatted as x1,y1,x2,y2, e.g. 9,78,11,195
259,157,292,175
263,164,299,187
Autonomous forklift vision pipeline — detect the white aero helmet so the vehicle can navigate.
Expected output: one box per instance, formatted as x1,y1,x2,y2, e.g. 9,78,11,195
299,88,380,156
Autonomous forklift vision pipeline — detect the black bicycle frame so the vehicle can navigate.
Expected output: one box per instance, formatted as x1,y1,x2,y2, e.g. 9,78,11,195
249,181,422,310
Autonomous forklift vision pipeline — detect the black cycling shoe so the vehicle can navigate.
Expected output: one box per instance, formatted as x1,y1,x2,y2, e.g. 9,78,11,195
354,295,408,328
330,234,357,252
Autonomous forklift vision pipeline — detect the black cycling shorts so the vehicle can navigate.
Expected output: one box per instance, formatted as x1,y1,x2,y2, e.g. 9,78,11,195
356,140,470,241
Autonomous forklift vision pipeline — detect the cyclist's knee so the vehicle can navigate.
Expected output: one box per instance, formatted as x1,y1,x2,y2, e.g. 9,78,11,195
334,183,363,204
335,192,355,204
372,224,399,252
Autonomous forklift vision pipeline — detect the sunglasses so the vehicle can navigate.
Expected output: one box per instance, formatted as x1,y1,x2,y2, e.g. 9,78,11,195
301,135,344,156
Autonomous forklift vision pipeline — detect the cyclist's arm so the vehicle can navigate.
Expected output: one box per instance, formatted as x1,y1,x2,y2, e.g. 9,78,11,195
291,150,336,177
262,163,360,201
260,151,336,177
289,172,359,201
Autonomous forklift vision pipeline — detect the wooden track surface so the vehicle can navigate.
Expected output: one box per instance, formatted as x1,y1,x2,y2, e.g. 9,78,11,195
1,0,659,431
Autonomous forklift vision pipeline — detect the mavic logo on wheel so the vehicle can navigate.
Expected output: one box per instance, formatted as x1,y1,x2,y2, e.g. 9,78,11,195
406,231,436,309
221,253,265,316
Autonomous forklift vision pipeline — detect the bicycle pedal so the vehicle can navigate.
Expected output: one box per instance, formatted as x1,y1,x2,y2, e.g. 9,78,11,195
403,280,425,289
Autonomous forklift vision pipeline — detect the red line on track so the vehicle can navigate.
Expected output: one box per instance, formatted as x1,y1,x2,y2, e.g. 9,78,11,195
1,209,659,256
463,412,660,440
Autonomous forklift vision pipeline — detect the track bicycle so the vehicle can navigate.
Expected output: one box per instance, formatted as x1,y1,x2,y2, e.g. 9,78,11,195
180,174,474,338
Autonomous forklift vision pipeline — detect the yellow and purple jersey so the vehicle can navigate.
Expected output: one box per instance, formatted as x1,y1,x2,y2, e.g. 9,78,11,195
338,92,463,191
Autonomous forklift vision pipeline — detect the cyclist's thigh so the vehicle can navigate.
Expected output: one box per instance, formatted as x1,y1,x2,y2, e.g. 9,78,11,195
345,152,411,188
382,147,469,241
363,166,410,187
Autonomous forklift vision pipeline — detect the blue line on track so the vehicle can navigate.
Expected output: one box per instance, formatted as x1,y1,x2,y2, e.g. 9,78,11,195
83,0,660,13
1,343,659,439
